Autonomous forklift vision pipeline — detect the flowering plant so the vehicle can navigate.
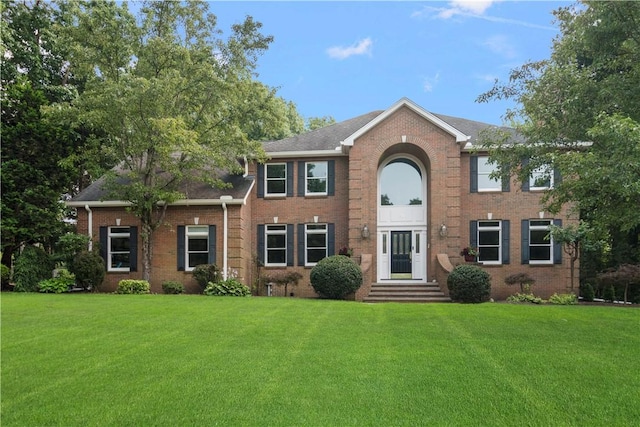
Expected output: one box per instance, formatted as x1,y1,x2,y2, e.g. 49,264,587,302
338,247,354,257
460,246,479,257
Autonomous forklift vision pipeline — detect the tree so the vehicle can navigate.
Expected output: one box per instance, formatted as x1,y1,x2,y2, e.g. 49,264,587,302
477,1,640,271
549,221,602,291
58,1,299,281
306,116,336,131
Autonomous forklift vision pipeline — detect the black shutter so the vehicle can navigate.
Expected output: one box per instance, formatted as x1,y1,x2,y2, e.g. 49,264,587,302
470,221,478,248
327,160,335,196
257,225,265,265
502,220,510,264
470,156,478,193
99,226,107,268
287,162,294,197
502,166,511,192
327,223,335,256
298,161,305,196
521,220,530,264
177,225,185,271
257,164,264,198
521,158,530,192
129,226,138,272
298,223,305,266
208,225,216,265
553,219,562,264
554,168,562,187
287,224,294,266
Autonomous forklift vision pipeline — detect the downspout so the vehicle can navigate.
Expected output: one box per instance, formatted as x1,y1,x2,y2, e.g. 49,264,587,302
84,205,93,251
220,196,233,280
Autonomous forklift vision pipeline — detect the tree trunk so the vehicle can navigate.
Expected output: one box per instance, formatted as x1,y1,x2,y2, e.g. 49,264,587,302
141,222,153,283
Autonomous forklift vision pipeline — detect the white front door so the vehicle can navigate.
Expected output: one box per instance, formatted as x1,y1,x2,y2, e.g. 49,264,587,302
378,228,426,281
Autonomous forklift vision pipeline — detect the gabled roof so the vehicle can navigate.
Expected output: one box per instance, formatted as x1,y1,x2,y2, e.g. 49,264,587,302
341,97,470,146
68,169,254,207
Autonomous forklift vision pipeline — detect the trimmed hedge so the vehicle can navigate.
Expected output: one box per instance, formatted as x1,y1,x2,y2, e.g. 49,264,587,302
310,255,362,299
447,264,491,303
70,251,105,291
116,280,150,294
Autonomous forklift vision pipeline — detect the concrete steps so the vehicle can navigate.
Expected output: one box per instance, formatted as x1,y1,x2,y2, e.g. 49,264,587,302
363,282,450,303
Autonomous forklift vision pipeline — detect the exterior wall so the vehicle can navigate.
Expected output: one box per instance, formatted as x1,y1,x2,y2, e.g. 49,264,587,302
76,205,246,294
247,156,350,298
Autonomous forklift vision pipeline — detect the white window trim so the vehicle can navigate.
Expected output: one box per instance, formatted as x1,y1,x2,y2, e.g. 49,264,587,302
477,221,502,265
265,224,287,267
108,226,130,272
305,161,328,196
185,225,209,272
529,220,553,265
305,224,327,266
265,163,287,197
530,166,554,191
478,156,502,192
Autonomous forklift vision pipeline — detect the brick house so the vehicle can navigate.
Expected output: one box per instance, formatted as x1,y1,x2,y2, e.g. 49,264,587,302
68,98,574,300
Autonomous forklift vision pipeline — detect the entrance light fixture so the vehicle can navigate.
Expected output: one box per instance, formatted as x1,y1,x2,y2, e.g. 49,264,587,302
439,223,448,237
361,224,370,239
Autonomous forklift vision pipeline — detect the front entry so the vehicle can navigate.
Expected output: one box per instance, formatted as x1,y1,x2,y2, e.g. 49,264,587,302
391,231,412,278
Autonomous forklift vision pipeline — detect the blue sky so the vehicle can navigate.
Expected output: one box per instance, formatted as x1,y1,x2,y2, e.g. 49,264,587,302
212,1,571,126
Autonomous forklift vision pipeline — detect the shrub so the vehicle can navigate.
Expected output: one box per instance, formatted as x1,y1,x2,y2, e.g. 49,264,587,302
116,280,150,294
603,285,616,302
446,264,491,303
549,293,578,305
504,272,536,293
162,281,184,294
260,271,303,296
13,246,54,292
1,263,10,288
507,293,544,304
192,264,220,289
580,282,595,302
310,255,363,299
70,251,105,291
55,233,90,266
203,278,251,296
38,273,75,293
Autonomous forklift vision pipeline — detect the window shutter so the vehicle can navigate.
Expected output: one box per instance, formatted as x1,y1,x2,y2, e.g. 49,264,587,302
554,168,562,187
287,162,294,197
208,225,216,265
470,156,478,193
257,225,265,264
470,221,478,248
177,226,185,271
298,161,305,196
327,160,335,196
553,219,562,264
521,220,530,264
297,224,305,266
287,224,294,266
521,158,530,192
99,226,107,268
502,220,510,264
328,223,335,256
129,226,138,272
502,166,511,192
257,164,264,198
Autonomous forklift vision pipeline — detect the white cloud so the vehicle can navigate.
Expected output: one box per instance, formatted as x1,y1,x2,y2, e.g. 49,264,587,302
326,37,373,60
423,72,440,93
439,0,498,18
482,35,517,58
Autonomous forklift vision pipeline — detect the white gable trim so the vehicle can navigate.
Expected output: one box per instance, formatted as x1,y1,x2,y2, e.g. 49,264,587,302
340,97,470,146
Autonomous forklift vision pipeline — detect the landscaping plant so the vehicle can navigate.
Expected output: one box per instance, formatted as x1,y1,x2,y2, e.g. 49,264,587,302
203,278,251,296
116,280,150,294
12,245,54,292
70,251,105,291
310,255,362,299
447,264,491,303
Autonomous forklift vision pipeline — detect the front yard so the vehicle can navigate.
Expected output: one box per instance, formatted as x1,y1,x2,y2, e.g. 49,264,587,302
2,294,638,426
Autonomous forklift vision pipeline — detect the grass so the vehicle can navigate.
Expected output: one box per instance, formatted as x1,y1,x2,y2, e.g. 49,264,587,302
2,294,639,426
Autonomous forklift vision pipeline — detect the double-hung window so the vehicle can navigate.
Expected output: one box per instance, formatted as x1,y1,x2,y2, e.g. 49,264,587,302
185,225,209,270
477,221,501,264
528,220,553,264
265,163,287,196
477,156,501,192
265,224,288,266
530,166,553,190
306,161,328,195
108,227,131,271
305,224,327,265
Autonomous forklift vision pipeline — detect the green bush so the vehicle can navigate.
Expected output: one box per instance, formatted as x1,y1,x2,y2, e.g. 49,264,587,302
70,251,105,291
549,293,578,305
447,264,491,303
310,255,363,300
603,285,616,302
507,293,544,304
203,278,251,296
38,272,75,293
55,233,90,266
116,279,150,294
13,246,54,292
192,264,220,289
1,263,10,288
580,282,595,302
162,281,184,294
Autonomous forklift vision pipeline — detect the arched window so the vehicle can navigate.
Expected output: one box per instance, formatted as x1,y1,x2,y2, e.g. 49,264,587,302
380,159,423,206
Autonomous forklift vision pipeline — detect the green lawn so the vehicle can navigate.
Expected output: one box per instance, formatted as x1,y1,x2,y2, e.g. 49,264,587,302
2,294,639,426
